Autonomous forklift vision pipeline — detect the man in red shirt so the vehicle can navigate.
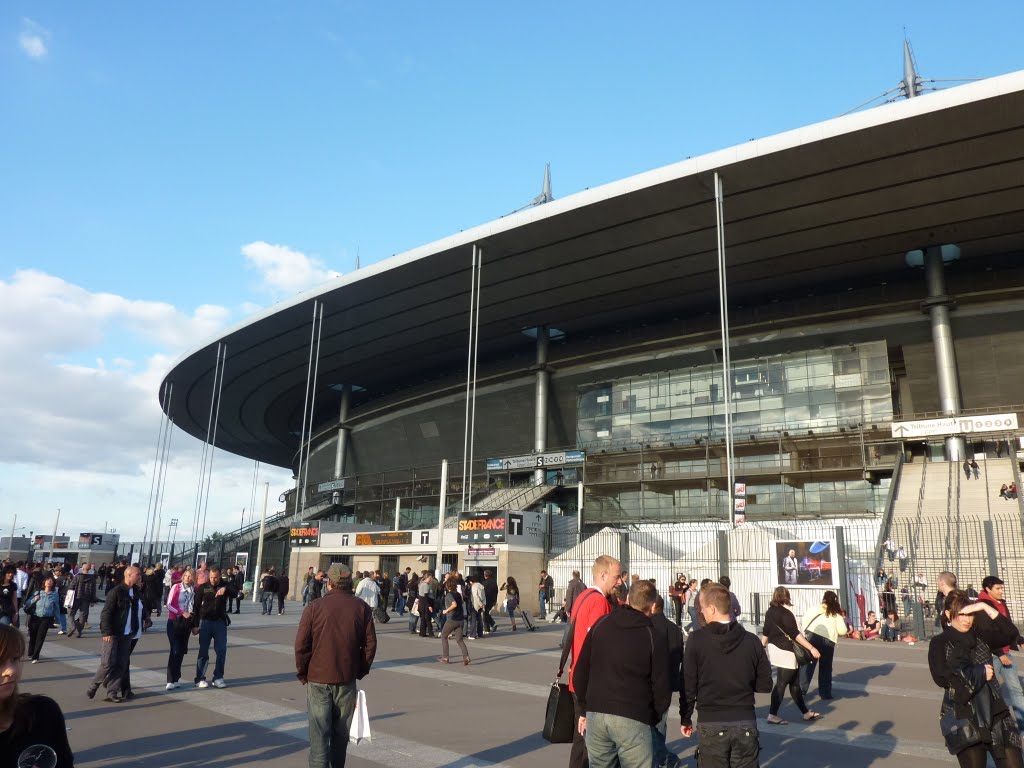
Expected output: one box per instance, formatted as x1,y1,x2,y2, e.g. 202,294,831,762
568,555,622,768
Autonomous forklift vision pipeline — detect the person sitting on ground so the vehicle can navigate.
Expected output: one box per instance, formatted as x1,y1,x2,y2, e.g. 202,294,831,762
0,623,75,766
862,611,881,640
1011,482,1019,500
840,610,860,640
1002,484,1011,500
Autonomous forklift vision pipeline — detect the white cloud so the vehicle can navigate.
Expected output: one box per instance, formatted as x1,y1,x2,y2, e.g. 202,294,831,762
18,18,49,60
241,241,341,297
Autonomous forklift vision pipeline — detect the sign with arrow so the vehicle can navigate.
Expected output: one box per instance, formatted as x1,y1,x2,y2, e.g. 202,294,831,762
891,413,1018,439
486,450,585,472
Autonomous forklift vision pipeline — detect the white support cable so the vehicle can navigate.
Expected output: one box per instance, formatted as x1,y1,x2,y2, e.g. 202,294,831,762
294,301,319,518
200,343,228,542
714,173,736,524
248,460,260,528
300,303,325,516
467,247,483,509
153,417,174,557
192,343,222,542
142,381,171,557
460,246,479,514
147,385,175,553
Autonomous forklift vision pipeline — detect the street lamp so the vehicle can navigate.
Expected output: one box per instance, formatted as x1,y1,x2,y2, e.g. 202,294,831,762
167,518,179,561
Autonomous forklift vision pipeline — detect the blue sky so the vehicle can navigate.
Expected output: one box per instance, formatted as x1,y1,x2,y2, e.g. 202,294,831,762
1,2,1023,543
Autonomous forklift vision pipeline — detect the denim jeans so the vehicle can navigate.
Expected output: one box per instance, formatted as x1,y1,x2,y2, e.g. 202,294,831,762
195,618,228,682
653,709,672,766
697,724,760,767
994,654,1024,732
408,610,418,633
539,592,548,618
881,625,898,642
307,681,358,768
585,711,655,768
261,592,276,615
471,608,484,638
166,618,188,683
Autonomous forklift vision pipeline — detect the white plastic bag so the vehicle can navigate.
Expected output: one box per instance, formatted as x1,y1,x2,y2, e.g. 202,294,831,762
63,589,75,610
349,689,371,745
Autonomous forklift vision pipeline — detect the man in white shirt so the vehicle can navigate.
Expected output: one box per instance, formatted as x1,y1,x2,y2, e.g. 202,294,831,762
355,574,380,609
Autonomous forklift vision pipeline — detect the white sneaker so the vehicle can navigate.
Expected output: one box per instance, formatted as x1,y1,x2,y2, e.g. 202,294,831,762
31,659,38,664
212,679,227,689
57,630,65,635
165,683,176,690
197,680,210,689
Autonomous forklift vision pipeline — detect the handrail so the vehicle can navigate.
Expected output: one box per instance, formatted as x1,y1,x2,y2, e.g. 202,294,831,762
874,451,904,575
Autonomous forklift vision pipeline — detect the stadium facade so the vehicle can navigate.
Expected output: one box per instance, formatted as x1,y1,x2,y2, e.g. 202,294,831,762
160,70,1024,617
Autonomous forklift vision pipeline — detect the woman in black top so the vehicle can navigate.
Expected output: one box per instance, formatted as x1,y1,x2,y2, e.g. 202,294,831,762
0,568,17,626
929,590,1023,768
438,576,470,665
500,577,521,631
0,623,75,768
761,586,822,724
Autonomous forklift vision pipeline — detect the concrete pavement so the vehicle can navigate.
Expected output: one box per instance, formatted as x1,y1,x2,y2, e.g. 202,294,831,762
17,603,956,767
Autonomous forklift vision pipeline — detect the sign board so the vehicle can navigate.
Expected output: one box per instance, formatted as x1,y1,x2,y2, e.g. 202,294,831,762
891,413,1019,439
486,450,585,472
317,479,346,492
457,510,507,543
734,482,746,498
771,539,837,588
78,533,104,547
289,525,321,547
467,547,496,556
507,511,547,548
196,551,208,568
234,552,248,580
356,532,412,546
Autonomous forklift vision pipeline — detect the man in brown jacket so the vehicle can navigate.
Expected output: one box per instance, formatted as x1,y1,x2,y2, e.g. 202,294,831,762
295,564,377,768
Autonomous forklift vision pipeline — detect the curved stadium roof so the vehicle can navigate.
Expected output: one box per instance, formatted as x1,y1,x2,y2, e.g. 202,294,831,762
163,70,1024,469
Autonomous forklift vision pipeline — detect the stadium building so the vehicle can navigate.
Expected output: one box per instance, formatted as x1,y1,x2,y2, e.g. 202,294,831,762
161,68,1024,622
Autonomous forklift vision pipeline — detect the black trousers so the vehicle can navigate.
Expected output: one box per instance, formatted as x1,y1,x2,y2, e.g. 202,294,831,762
770,667,808,716
956,745,1024,768
697,724,760,767
801,632,836,698
570,693,589,768
277,593,286,613
28,615,51,660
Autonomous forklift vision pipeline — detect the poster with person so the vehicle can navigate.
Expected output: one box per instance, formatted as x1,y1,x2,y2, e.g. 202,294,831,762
771,539,837,587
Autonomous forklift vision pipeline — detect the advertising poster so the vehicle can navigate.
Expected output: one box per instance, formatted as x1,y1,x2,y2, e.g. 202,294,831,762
771,539,837,588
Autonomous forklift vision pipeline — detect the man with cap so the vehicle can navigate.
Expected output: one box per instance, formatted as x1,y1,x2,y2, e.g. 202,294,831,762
296,564,377,768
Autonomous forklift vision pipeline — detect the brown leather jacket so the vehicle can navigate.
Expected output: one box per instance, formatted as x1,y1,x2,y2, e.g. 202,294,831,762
295,588,377,685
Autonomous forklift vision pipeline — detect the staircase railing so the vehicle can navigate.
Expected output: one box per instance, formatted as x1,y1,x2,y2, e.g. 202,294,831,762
874,451,904,575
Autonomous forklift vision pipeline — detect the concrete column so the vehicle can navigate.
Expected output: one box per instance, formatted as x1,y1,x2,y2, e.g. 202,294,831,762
922,247,965,460
534,327,550,485
333,385,351,479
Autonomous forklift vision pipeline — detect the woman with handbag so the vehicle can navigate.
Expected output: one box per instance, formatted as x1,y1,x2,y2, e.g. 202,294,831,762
500,577,522,631
165,568,195,690
761,586,822,724
800,590,847,700
929,589,1024,768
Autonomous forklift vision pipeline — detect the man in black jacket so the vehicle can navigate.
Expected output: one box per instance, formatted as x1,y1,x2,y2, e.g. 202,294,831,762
70,563,98,638
681,584,772,767
193,566,237,688
651,596,684,768
86,566,143,703
482,569,498,634
573,579,670,768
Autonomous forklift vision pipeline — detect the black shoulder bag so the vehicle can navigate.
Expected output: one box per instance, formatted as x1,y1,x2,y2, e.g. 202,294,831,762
542,590,600,743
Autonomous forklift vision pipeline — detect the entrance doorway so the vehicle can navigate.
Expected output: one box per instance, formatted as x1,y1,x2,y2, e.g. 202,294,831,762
379,555,399,579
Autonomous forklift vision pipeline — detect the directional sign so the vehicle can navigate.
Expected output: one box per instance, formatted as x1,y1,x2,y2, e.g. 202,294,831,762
891,413,1018,439
486,450,585,472
317,479,345,492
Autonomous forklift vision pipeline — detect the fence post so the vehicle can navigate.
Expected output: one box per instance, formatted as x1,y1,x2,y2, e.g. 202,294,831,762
984,520,999,578
717,530,728,580
751,592,762,633
834,525,848,612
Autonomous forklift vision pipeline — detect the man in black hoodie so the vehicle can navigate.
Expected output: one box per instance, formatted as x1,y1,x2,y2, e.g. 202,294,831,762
681,584,771,767
573,579,670,768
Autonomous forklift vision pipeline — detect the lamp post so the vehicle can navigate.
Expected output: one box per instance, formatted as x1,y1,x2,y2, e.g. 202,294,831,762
167,518,179,561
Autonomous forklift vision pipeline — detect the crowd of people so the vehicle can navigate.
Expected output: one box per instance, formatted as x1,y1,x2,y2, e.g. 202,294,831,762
5,551,1024,768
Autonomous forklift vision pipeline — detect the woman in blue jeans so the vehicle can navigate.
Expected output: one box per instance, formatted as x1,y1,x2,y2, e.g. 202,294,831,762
165,569,195,689
25,577,60,662
800,590,848,699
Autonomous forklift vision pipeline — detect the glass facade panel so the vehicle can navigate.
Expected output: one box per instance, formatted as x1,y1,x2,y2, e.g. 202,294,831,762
577,341,893,448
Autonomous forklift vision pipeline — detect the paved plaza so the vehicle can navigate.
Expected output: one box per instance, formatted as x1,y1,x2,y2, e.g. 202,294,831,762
20,601,957,767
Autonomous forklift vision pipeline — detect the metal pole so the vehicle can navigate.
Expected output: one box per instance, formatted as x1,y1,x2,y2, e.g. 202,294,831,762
460,247,478,514
294,301,319,514
49,509,60,563
577,481,584,543
923,247,965,460
301,302,325,516
8,513,15,558
714,172,735,524
192,345,221,542
534,326,549,486
253,482,269,603
437,459,448,574
200,344,228,541
395,497,401,532
468,247,483,500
